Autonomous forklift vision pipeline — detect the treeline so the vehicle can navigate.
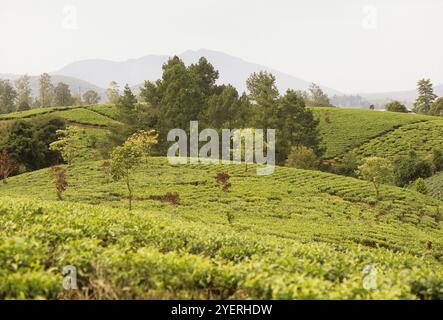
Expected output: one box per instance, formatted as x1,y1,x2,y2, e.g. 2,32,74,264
106,56,325,164
0,73,101,114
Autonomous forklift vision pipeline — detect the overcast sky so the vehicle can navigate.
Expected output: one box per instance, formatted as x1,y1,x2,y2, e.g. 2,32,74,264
0,0,442,93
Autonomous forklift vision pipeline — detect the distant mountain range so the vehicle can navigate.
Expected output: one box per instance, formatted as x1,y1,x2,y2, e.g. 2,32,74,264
1,48,442,106
54,48,343,97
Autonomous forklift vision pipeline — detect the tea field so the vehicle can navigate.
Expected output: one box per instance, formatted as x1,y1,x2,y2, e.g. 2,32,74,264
1,158,442,299
312,108,437,158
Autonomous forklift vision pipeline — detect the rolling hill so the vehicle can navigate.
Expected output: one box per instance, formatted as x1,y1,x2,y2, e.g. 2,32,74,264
0,158,442,299
311,107,438,159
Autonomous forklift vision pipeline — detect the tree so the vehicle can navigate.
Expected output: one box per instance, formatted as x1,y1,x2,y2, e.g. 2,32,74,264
306,83,331,107
430,148,443,173
0,149,17,183
3,117,65,171
82,90,101,104
385,101,408,113
54,82,74,106
358,157,393,201
276,90,323,162
215,172,233,224
125,129,159,162
430,97,443,116
110,143,142,210
15,74,32,111
393,151,432,187
0,80,17,114
413,79,437,114
246,71,279,129
39,73,54,107
106,81,120,104
333,151,359,177
117,84,137,125
49,126,83,165
205,85,241,128
414,178,428,195
50,166,68,200
285,146,321,170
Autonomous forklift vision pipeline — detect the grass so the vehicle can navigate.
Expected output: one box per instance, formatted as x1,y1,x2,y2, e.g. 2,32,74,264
1,157,442,299
312,108,436,158
0,106,81,120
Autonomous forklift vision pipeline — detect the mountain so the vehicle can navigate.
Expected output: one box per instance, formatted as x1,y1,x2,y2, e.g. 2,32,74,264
0,73,106,102
54,49,343,96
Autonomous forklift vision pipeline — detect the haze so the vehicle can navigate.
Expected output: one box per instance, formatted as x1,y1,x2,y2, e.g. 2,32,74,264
0,0,442,93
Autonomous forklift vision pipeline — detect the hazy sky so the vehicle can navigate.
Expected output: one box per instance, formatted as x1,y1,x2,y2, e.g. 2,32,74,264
0,0,442,93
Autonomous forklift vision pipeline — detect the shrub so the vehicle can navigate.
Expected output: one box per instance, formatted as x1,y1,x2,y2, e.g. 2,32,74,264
385,101,408,113
414,178,428,194
285,146,320,170
393,151,433,187
332,152,359,177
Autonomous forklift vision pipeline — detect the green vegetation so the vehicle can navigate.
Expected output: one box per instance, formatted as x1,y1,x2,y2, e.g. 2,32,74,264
0,158,442,299
351,120,443,161
51,108,120,127
312,107,435,159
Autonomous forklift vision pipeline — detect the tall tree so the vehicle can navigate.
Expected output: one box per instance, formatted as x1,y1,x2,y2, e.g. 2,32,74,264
307,83,331,107
39,73,54,107
106,81,120,104
0,80,17,114
246,71,279,129
430,97,443,116
413,79,437,114
15,74,32,111
83,90,101,104
54,82,74,106
277,90,323,162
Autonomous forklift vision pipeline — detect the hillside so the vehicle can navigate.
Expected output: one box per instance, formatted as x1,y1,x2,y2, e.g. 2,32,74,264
312,108,438,159
0,105,120,127
0,158,442,299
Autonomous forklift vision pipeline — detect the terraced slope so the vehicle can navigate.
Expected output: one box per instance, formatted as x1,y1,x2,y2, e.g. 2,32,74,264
0,105,120,127
312,108,436,158
349,120,443,160
1,158,442,299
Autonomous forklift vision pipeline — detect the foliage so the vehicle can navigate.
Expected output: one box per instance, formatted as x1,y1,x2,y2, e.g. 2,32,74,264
50,166,67,200
385,101,408,113
110,143,143,210
106,81,120,104
0,80,17,114
2,117,66,171
413,79,437,114
358,157,393,200
305,83,332,107
393,151,433,187
39,73,54,107
430,97,443,116
49,126,84,165
54,82,74,107
285,146,320,170
125,129,159,162
414,178,428,195
82,90,101,105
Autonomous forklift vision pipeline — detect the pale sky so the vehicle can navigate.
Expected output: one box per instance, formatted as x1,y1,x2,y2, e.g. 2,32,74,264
0,0,442,93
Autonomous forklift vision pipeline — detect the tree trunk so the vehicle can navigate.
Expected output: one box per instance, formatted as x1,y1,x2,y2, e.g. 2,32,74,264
126,173,132,211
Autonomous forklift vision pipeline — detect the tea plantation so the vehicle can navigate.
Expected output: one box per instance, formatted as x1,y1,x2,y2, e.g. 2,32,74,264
312,108,437,158
1,158,442,299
